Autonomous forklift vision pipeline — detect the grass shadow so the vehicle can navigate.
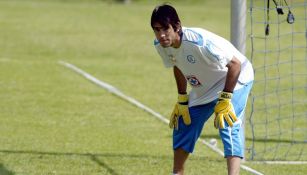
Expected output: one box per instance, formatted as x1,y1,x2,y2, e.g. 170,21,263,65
0,164,14,175
0,149,173,175
0,148,222,174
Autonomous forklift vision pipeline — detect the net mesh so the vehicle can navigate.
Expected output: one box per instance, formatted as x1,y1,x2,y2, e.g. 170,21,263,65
246,0,307,161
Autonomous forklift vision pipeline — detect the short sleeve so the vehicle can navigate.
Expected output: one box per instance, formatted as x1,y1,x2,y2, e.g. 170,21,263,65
202,38,234,67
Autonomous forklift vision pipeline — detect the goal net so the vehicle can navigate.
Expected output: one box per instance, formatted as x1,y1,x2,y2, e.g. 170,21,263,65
246,0,307,161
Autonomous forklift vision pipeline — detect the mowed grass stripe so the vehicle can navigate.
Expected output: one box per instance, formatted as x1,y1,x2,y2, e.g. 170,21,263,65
0,59,172,174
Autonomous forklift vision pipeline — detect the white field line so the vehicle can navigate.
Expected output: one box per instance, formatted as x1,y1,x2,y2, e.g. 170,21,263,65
251,161,307,165
58,60,264,175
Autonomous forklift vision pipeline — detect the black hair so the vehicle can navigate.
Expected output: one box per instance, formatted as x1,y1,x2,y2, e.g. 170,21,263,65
150,4,181,32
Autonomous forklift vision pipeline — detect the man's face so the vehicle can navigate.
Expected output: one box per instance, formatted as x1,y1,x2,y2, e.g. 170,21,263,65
152,23,180,48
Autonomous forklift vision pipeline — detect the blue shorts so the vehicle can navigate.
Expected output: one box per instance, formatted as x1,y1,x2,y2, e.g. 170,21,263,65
173,81,253,158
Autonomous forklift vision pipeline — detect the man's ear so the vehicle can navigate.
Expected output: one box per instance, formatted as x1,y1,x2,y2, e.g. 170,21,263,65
175,22,182,32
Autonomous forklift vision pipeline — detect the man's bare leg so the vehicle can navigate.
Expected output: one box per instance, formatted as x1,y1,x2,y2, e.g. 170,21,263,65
227,156,241,175
173,148,189,175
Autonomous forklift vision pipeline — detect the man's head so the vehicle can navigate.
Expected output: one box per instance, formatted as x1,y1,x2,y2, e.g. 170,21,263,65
151,4,182,48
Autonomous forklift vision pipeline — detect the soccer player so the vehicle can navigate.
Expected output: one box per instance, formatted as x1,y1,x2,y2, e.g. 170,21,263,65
150,4,254,175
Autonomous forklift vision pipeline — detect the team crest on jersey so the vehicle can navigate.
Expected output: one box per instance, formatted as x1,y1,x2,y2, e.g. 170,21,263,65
186,75,202,87
186,55,196,63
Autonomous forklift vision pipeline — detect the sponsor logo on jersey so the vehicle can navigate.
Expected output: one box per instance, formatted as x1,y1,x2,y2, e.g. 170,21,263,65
186,55,196,63
186,75,202,87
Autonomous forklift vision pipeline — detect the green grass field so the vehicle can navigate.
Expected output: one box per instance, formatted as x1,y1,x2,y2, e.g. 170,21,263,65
0,0,306,174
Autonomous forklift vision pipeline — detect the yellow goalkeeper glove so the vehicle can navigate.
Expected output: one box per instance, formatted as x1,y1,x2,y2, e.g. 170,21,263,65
169,94,191,129
214,91,238,129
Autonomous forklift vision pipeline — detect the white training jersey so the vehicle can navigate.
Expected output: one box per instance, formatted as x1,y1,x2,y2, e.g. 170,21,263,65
154,27,254,107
